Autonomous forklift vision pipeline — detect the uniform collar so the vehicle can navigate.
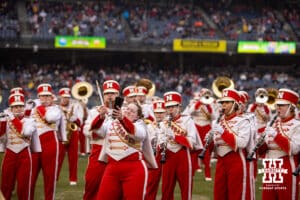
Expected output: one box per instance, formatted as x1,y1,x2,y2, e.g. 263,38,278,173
225,112,237,121
280,115,294,123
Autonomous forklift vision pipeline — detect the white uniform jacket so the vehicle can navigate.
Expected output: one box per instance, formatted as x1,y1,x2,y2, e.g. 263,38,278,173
0,116,36,153
97,117,158,169
158,115,203,153
214,114,251,157
264,118,300,159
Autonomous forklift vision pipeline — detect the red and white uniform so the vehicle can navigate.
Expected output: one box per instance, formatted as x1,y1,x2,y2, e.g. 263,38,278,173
30,83,63,200
145,121,164,200
213,89,252,200
141,103,155,122
0,116,36,200
258,117,300,200
97,117,157,200
214,114,251,200
188,100,217,178
136,86,155,122
57,99,84,184
160,114,202,200
83,107,107,200
247,103,271,136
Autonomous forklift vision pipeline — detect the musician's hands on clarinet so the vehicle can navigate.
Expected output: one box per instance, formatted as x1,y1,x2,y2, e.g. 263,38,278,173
265,126,277,137
212,123,224,135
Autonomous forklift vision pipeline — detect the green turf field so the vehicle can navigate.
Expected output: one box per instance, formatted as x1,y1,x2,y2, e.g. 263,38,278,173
1,153,270,200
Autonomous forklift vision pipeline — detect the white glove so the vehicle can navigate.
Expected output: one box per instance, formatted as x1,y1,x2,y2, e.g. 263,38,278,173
212,123,224,135
166,133,174,140
265,127,277,137
4,109,14,120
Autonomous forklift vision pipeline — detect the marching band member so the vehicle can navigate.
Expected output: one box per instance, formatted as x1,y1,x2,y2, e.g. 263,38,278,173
247,88,271,183
136,86,155,122
0,87,26,153
188,88,217,180
239,91,257,200
258,88,300,200
146,100,166,200
0,94,36,200
247,88,272,137
122,85,137,106
160,91,202,200
96,102,157,200
213,88,251,200
56,88,84,186
239,91,250,114
30,83,63,200
182,91,200,115
83,80,120,200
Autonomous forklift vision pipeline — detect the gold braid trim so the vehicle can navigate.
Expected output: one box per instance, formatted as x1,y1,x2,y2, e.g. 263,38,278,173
275,121,291,140
220,118,237,136
8,120,30,143
255,108,268,123
166,121,187,136
34,109,56,129
112,120,141,150
200,106,212,121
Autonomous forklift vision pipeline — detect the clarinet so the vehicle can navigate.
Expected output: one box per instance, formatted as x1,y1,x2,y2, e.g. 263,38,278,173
160,115,172,164
152,122,160,156
246,115,277,161
199,111,223,159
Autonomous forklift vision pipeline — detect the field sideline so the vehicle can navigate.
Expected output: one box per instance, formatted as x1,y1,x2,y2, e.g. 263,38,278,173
0,153,277,200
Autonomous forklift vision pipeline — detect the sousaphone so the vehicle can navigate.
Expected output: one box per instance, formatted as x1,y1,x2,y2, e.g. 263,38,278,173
135,78,156,97
266,88,278,110
71,82,93,104
212,76,234,98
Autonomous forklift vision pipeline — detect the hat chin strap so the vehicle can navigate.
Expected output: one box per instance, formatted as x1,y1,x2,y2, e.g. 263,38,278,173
227,102,237,115
282,104,292,119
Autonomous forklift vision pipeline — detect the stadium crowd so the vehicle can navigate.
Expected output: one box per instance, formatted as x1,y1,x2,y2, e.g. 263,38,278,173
0,62,299,109
1,0,300,43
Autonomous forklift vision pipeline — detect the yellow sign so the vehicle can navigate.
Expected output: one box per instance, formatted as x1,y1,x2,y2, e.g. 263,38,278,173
173,39,227,52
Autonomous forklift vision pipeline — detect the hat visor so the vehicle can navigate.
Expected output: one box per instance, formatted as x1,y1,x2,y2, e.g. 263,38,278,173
61,94,71,98
165,101,180,107
38,92,52,96
104,89,119,94
217,97,235,103
127,94,137,97
154,109,166,113
10,102,25,107
275,99,291,105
